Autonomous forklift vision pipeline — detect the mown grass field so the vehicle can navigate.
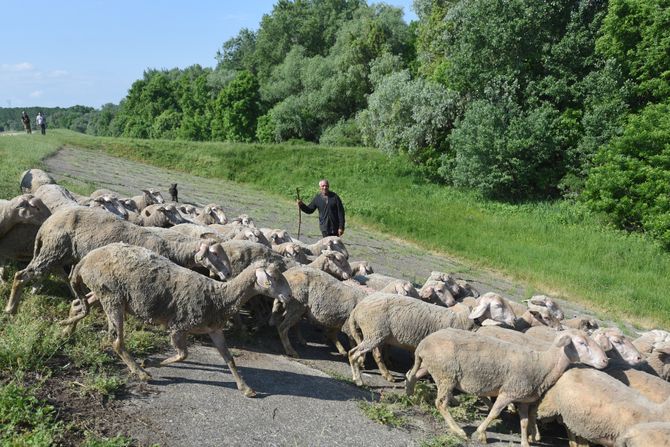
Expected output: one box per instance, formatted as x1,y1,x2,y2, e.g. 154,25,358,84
3,130,669,330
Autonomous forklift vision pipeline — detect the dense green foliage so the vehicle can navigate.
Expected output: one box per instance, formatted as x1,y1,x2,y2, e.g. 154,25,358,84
4,0,670,247
45,130,670,329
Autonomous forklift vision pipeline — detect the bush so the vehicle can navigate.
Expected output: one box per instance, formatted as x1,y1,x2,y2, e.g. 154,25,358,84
584,101,670,247
319,119,362,146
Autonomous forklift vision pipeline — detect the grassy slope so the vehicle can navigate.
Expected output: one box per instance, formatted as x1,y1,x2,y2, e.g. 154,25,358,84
28,129,668,330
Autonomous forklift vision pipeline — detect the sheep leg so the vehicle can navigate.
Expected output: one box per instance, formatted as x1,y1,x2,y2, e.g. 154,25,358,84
268,299,283,327
277,302,306,358
435,380,467,438
348,336,383,386
161,331,189,364
472,393,515,444
405,353,422,396
517,403,530,447
0,265,6,284
6,268,34,314
107,306,152,381
527,404,540,442
371,347,395,382
208,330,256,398
59,276,93,328
325,328,348,356
566,429,589,447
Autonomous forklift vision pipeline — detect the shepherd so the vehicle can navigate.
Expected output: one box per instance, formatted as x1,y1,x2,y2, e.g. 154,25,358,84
296,179,345,237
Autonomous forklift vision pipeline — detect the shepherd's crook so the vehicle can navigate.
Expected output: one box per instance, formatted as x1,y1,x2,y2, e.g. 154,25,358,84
296,187,302,240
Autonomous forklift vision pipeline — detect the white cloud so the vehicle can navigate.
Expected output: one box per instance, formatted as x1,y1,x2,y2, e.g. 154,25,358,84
48,70,69,77
29,90,43,98
0,62,34,72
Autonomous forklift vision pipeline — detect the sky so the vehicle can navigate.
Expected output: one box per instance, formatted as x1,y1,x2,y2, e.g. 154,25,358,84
0,1,417,109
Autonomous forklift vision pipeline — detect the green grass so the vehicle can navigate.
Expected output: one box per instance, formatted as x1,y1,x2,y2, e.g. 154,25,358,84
0,380,64,446
357,399,407,427
26,129,670,329
419,434,466,447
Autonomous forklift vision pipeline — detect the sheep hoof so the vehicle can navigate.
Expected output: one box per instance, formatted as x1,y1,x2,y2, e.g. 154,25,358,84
137,371,152,381
472,430,487,443
382,373,395,383
354,378,364,387
243,388,257,398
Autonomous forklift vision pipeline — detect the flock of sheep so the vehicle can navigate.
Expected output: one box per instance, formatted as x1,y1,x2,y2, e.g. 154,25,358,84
2,168,670,447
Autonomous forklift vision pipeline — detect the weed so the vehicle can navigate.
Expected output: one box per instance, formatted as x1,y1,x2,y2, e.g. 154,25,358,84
450,394,482,423
82,432,134,447
0,381,64,445
419,433,466,447
78,372,126,398
358,400,407,427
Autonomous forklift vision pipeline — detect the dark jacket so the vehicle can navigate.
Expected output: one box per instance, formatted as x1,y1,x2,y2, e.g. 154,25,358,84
299,191,345,236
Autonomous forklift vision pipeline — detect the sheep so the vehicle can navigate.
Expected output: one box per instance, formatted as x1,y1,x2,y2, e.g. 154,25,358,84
633,329,670,354
349,260,373,276
193,204,228,225
87,195,129,220
418,279,456,307
0,224,42,283
533,367,670,447
426,271,479,300
562,315,600,331
231,227,272,247
643,341,670,380
347,292,518,385
90,188,122,199
276,266,370,357
262,228,293,245
591,327,644,366
176,203,199,220
62,242,293,397
19,168,56,193
0,194,50,237
167,223,225,242
405,328,608,447
130,188,165,211
616,422,670,447
605,367,670,404
353,272,409,291
32,184,79,212
272,242,310,264
134,203,189,227
5,206,232,315
293,235,348,258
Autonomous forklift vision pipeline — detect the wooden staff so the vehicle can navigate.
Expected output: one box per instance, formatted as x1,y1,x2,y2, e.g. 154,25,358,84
296,187,302,240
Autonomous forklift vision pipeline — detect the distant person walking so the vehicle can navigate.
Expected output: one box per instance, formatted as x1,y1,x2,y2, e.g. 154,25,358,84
21,111,31,134
36,112,46,135
297,179,345,237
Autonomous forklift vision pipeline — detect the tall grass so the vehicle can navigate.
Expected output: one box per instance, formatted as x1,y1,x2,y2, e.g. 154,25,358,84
5,130,670,328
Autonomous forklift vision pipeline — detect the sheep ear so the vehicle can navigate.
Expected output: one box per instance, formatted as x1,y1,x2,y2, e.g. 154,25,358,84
593,332,612,351
255,269,271,287
195,242,208,259
468,299,489,320
554,333,572,348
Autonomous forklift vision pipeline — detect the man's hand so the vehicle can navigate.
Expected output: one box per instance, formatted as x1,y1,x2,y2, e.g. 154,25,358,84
297,199,304,207
337,228,344,237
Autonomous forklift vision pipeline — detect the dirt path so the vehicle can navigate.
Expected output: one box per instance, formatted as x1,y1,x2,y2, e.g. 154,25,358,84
43,146,579,446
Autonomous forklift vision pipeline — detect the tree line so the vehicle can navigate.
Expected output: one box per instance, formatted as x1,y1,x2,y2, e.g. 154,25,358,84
3,0,669,248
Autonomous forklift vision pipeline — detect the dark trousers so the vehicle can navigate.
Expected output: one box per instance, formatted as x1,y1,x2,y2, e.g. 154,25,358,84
40,124,46,135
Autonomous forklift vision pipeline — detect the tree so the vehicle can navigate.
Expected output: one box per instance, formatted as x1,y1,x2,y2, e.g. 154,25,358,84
211,71,260,142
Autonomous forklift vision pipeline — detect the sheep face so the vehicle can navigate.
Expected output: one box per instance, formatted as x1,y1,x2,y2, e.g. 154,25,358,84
320,236,349,259
527,295,564,320
469,292,517,327
194,242,232,281
254,264,292,305
91,195,129,220
142,189,165,205
559,329,609,369
419,281,456,306
321,250,352,280
354,261,373,275
12,195,50,224
592,328,643,366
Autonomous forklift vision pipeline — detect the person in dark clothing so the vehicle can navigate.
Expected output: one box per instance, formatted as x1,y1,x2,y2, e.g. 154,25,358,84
21,111,31,134
297,179,345,237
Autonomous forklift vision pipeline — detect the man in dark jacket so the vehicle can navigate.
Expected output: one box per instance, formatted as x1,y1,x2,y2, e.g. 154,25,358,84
297,179,345,237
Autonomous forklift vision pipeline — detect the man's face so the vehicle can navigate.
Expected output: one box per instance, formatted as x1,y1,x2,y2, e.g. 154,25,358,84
319,182,329,194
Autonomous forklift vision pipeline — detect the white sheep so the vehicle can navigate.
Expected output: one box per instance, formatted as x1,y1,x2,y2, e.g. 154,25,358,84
0,194,50,237
62,242,293,397
193,204,228,225
406,328,608,447
133,203,189,227
616,422,670,447
19,168,56,193
533,367,670,446
347,292,518,385
6,206,232,315
130,188,165,211
349,260,373,276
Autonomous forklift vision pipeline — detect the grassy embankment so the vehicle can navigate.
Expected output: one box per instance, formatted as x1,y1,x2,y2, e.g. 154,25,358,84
37,129,670,330
0,135,161,446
